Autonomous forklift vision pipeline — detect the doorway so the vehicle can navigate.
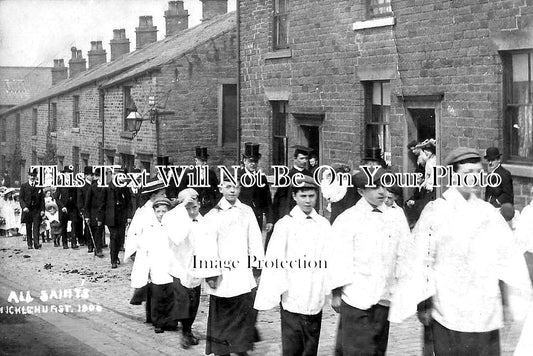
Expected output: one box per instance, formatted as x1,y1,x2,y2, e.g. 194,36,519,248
300,125,320,159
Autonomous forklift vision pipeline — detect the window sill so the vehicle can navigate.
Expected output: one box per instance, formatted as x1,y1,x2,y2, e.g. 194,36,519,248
503,163,533,178
264,49,292,60
71,128,80,133
120,131,135,140
50,132,57,138
353,16,395,31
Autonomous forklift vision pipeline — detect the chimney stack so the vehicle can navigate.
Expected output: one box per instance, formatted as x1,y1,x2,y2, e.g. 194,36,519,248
110,29,130,61
135,16,158,50
51,59,68,85
200,0,227,22
69,47,86,78
88,41,107,69
165,1,189,37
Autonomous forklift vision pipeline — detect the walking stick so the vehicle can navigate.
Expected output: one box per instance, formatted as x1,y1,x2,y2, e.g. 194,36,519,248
86,220,98,258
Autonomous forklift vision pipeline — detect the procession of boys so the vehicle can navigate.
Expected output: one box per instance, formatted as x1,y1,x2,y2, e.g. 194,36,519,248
1,142,533,356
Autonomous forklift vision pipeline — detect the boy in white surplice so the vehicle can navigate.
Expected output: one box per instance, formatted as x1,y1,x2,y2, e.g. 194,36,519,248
254,175,330,356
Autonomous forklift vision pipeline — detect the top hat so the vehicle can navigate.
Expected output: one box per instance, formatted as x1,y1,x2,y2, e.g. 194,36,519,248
243,142,262,160
157,156,170,166
62,165,73,173
83,166,93,175
484,147,502,161
195,146,209,161
362,147,383,162
28,168,38,176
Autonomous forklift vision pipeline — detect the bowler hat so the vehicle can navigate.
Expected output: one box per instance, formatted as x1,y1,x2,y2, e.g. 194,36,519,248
195,146,209,161
243,142,262,160
353,167,387,189
444,147,481,166
484,147,502,161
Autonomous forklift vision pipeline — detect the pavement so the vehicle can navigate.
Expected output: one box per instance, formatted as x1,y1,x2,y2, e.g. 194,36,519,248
0,233,528,355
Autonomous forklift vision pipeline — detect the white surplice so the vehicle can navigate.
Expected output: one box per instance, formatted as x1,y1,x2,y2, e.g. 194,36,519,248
162,203,220,288
124,200,173,288
328,198,410,310
254,206,331,315
203,198,265,298
390,188,532,332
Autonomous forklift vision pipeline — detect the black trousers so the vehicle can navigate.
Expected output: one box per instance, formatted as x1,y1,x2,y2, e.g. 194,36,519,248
173,278,201,333
60,218,78,246
87,224,103,252
25,210,41,248
280,306,322,356
108,224,125,263
432,320,500,356
334,301,390,356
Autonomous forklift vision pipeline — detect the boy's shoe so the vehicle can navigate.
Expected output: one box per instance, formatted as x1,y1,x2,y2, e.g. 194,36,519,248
111,263,118,269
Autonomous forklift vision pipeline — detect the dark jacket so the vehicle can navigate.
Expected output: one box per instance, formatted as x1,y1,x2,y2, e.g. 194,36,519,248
84,181,105,225
77,181,91,217
101,183,132,227
54,186,79,221
272,167,312,222
485,165,514,207
237,168,273,224
19,182,44,223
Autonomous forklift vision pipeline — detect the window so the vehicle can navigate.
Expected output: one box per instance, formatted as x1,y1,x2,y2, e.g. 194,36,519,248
32,108,38,135
141,160,151,172
503,51,533,162
273,0,289,50
57,155,64,169
1,118,5,142
121,154,134,172
365,81,391,162
81,153,90,171
73,95,80,128
72,146,80,173
221,84,237,145
272,101,288,166
368,0,392,18
106,154,115,165
123,87,137,132
15,113,20,140
51,103,57,132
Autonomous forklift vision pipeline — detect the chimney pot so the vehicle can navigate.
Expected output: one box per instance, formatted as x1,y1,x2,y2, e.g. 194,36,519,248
69,47,86,78
165,1,189,37
110,28,130,60
51,58,68,85
88,40,107,69
200,0,227,22
135,16,158,50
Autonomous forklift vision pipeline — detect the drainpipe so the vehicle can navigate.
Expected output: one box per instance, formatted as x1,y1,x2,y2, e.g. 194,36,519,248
99,89,105,164
236,0,241,162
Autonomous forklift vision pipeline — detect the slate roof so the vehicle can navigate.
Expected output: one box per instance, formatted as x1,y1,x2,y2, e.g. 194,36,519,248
0,67,52,106
1,11,235,117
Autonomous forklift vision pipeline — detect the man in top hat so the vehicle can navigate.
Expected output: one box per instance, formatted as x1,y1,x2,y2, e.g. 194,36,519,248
54,166,80,249
19,168,44,249
101,167,132,268
362,147,387,168
255,175,331,356
389,147,532,356
178,146,220,216
272,145,313,225
84,167,105,257
76,166,95,248
484,147,514,208
328,167,410,355
237,142,274,233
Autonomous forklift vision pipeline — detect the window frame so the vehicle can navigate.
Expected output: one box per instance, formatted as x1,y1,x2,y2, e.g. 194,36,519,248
273,0,289,50
73,95,80,128
72,146,80,173
367,0,393,19
32,108,38,136
123,86,136,132
364,81,391,162
502,50,533,164
272,100,289,166
50,102,57,132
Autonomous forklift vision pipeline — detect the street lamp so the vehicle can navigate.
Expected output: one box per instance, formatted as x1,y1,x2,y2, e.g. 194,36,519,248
125,111,144,137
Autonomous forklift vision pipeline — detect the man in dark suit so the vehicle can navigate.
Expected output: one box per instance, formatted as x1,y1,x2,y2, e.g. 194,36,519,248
84,167,104,257
237,142,273,233
484,147,514,208
54,166,80,249
272,145,313,224
19,168,44,249
77,166,94,252
101,167,132,268
178,147,220,216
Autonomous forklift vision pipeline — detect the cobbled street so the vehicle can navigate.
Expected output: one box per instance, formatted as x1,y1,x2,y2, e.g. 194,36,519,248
0,234,526,355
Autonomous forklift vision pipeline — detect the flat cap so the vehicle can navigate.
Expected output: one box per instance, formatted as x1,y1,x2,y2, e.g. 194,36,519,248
353,167,387,189
152,197,171,208
444,147,481,166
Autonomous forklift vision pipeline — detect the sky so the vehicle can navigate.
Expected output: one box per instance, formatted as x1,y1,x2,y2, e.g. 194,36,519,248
0,0,236,68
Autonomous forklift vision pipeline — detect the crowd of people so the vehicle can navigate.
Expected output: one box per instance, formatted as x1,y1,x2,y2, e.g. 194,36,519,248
0,141,532,355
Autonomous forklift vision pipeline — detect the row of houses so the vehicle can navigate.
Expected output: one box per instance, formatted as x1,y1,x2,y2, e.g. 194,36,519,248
1,0,533,208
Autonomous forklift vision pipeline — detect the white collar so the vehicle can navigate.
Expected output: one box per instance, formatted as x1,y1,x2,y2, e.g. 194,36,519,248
293,165,304,172
442,187,480,206
356,196,385,213
218,197,242,211
289,206,319,220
